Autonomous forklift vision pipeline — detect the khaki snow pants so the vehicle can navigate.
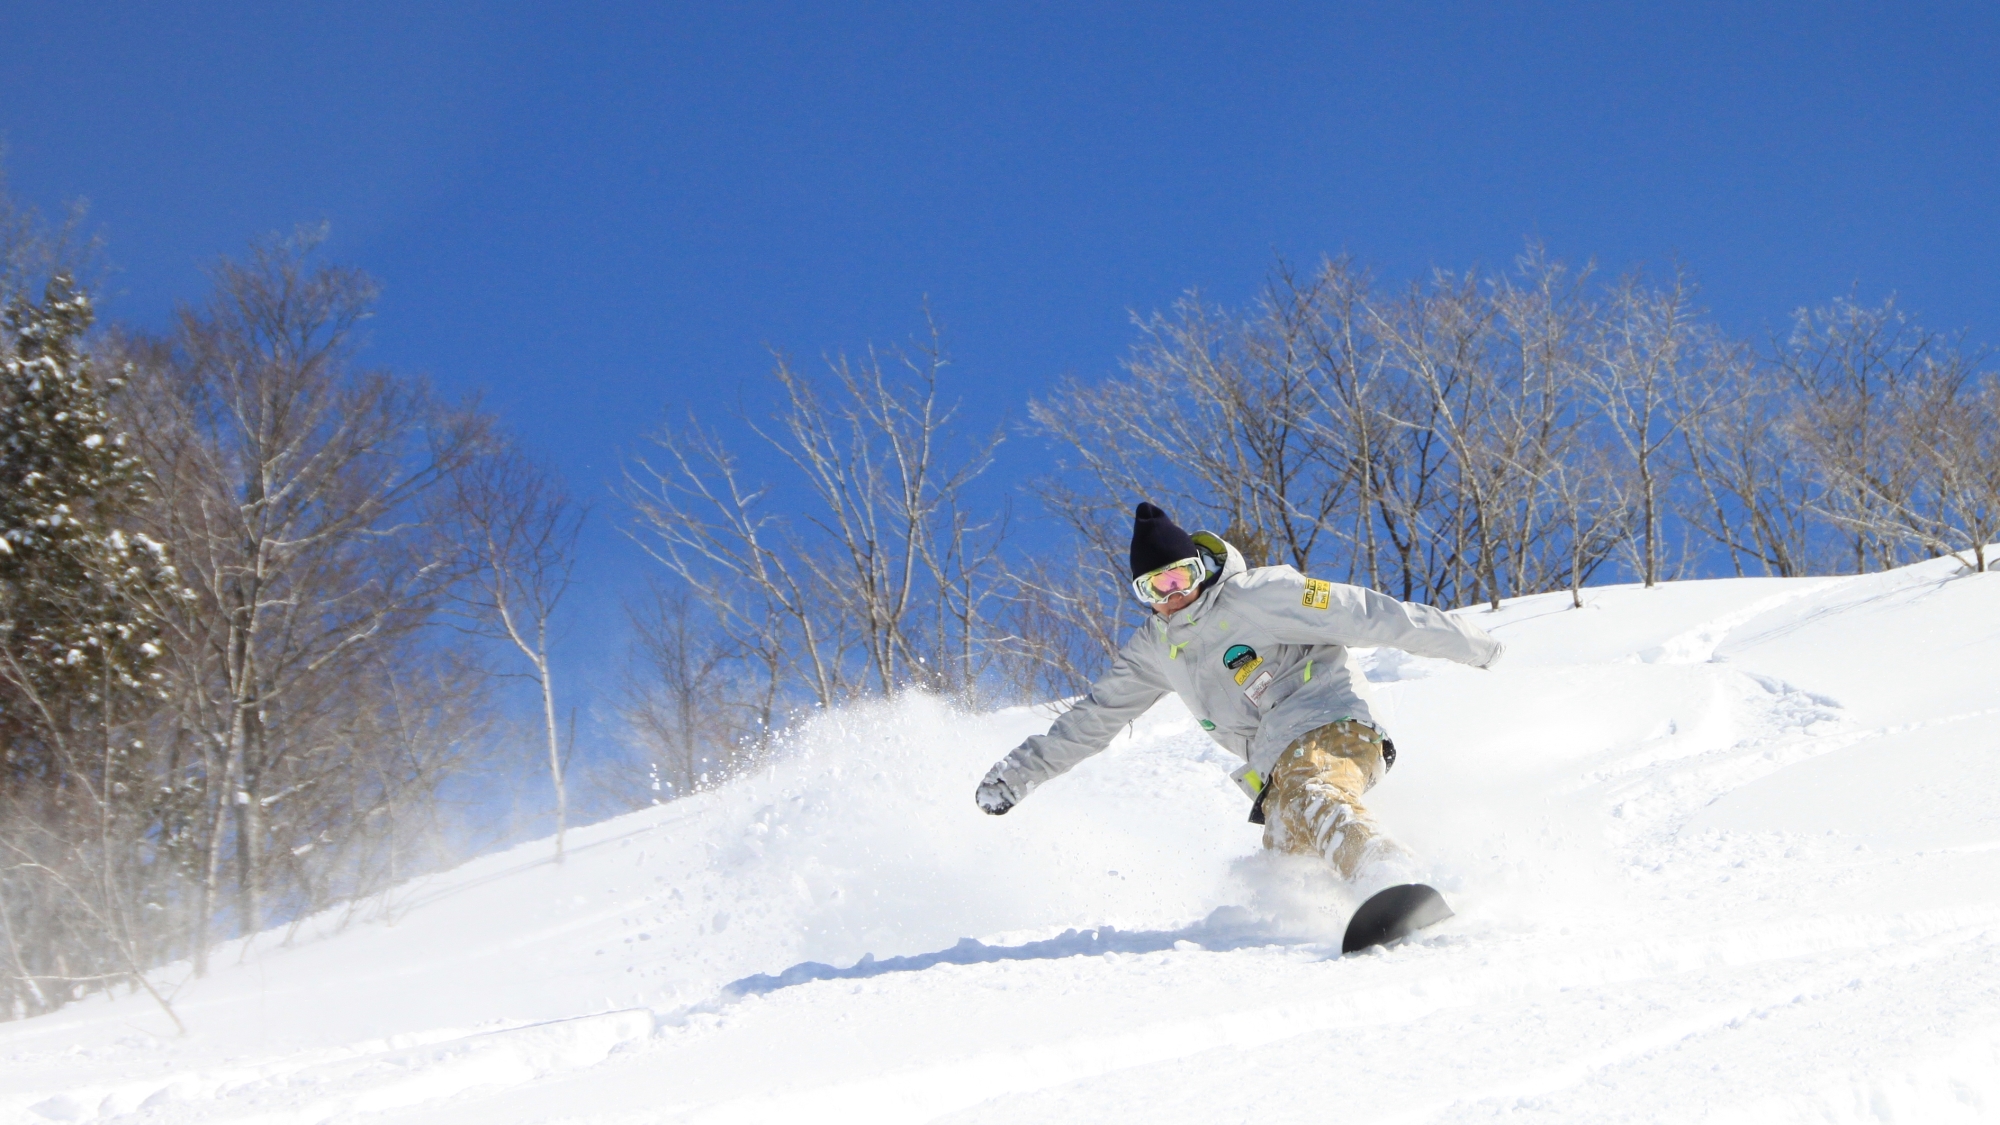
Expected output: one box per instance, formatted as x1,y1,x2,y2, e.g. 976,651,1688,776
1261,720,1399,880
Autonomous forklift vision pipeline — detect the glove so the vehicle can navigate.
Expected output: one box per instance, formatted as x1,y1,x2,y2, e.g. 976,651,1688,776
975,764,1022,816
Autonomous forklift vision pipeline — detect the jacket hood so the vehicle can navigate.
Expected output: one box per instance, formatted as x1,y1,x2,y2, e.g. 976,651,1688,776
1181,531,1246,616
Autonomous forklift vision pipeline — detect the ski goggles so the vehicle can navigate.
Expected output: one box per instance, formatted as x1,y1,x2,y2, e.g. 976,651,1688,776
1130,555,1212,606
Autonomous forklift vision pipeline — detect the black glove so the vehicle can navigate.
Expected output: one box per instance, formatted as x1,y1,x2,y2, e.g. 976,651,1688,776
975,766,1020,815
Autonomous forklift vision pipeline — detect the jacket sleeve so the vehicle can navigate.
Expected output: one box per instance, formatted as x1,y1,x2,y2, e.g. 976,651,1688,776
991,626,1170,795
1241,568,1505,668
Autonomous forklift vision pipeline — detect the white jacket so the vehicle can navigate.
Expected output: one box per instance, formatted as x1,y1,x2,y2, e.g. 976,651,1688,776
989,535,1503,801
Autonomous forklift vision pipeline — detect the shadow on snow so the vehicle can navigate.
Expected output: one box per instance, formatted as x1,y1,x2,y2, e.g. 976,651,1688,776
724,910,1324,998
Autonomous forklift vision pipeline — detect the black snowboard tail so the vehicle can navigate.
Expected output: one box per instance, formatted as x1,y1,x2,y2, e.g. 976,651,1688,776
1342,883,1453,954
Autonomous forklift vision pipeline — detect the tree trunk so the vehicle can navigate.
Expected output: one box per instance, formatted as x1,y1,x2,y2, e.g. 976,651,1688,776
539,651,566,862
236,772,262,937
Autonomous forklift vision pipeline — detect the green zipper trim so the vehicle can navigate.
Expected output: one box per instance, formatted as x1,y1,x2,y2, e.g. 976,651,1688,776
1303,659,1313,683
1168,642,1188,659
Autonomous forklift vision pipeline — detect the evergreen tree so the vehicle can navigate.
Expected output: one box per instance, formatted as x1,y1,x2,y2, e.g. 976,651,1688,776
0,274,173,722
0,275,182,1019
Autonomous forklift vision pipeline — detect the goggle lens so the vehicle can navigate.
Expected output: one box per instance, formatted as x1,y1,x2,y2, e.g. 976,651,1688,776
1133,558,1206,604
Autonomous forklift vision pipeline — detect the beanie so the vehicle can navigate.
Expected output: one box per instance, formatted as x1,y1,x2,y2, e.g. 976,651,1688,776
1129,502,1201,579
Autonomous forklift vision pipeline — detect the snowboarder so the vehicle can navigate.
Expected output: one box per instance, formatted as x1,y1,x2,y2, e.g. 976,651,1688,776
975,503,1503,888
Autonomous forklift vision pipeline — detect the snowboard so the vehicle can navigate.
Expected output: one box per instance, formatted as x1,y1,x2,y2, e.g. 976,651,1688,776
1341,883,1453,954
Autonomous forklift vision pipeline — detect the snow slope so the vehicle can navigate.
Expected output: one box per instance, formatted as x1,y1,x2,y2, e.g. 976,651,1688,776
5,555,2000,1123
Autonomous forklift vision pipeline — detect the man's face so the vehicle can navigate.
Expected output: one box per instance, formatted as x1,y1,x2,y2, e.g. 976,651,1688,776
1151,588,1200,617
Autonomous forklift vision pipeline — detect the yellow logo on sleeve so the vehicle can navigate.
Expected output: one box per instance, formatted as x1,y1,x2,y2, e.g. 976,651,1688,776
1302,578,1332,610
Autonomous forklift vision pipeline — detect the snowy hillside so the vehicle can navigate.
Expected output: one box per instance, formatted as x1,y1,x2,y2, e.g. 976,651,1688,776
5,555,2000,1123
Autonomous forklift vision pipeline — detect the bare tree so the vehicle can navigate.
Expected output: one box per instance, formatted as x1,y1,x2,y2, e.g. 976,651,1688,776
1033,289,1347,574
918,493,1011,700
1589,267,1722,588
1540,443,1631,607
610,583,745,806
1777,295,1939,574
441,441,584,861
1803,345,2000,574
992,517,1133,701
1678,357,1827,577
766,327,1002,697
626,315,1002,714
627,410,849,709
1484,248,1605,599
272,651,492,927
1919,373,2000,573
1374,268,1545,609
1037,249,1606,615
125,229,483,968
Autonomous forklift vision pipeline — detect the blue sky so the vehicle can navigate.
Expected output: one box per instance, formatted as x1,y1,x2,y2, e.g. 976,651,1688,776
4,2,1997,755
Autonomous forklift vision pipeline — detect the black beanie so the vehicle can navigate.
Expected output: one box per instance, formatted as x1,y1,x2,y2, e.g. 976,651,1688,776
1129,502,1201,578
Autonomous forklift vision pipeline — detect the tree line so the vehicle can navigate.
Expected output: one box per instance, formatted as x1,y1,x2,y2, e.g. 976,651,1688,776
0,201,582,1021
618,247,1999,792
4,176,1994,1023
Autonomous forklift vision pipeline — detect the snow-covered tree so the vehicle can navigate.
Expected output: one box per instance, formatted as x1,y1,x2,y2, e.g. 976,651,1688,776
0,274,173,716
0,275,182,1021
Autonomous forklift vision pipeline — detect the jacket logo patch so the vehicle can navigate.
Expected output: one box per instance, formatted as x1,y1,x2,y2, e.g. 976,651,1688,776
1302,578,1332,610
1223,643,1262,686
1243,668,1276,704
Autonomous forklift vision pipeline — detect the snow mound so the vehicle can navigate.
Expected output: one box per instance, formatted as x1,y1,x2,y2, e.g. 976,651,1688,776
6,554,2000,1123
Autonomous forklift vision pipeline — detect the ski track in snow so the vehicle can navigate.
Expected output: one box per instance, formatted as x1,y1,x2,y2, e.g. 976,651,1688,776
5,558,2000,1123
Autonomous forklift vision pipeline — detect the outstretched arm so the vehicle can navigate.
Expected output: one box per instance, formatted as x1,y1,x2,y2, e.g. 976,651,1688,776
1242,569,1505,669
977,633,1168,814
